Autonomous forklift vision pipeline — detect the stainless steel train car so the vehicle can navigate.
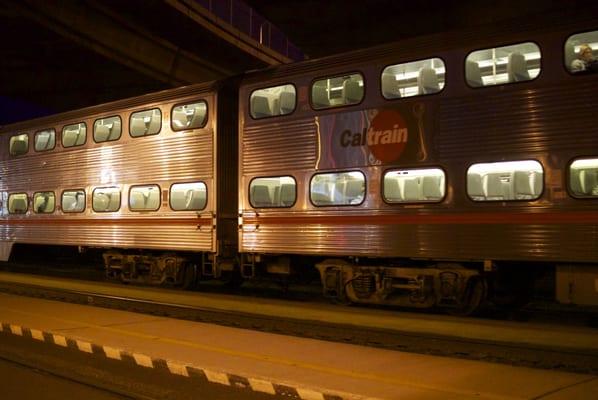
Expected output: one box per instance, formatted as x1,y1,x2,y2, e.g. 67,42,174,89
1,16,598,313
238,19,598,312
0,80,240,287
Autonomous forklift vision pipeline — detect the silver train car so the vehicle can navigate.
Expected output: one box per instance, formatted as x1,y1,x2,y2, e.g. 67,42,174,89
0,81,239,287
1,17,597,313
237,19,598,311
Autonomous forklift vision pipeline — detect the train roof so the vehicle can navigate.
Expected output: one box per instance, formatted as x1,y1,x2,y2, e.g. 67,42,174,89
241,7,598,84
0,80,220,133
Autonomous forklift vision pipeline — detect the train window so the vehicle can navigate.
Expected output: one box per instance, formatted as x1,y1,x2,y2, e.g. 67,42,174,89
171,101,208,130
170,182,207,211
565,30,598,74
250,84,296,119
62,122,87,148
92,187,121,212
249,176,296,208
62,190,86,213
467,160,543,201
8,193,28,214
381,58,445,99
383,168,446,203
129,185,161,211
94,116,122,143
465,42,541,87
569,158,598,197
311,73,364,110
130,108,161,137
310,171,365,206
9,133,28,156
33,191,55,213
34,129,56,152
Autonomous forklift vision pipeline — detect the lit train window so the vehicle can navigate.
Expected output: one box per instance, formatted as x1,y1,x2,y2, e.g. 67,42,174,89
129,185,161,211
381,58,445,99
249,176,296,208
34,129,56,152
465,42,541,87
92,187,121,212
94,116,122,143
310,171,365,206
130,108,161,137
33,192,55,214
467,160,543,202
9,133,28,156
62,122,87,148
170,182,207,211
311,73,364,110
8,193,28,214
383,168,446,203
565,30,598,74
569,158,598,198
62,190,85,213
250,84,296,119
171,101,208,130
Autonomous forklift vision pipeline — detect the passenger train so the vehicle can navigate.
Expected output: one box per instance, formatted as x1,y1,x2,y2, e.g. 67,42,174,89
1,16,598,314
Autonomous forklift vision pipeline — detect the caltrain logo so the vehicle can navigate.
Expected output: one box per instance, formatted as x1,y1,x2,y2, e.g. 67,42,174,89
339,110,408,163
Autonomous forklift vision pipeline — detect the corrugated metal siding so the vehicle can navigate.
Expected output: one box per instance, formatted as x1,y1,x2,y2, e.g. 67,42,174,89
436,83,598,158
242,118,316,174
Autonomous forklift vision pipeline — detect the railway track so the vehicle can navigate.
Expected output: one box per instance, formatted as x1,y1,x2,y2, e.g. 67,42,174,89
0,264,597,375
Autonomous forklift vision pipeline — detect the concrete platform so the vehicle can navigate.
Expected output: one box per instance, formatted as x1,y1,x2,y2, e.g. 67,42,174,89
0,291,597,400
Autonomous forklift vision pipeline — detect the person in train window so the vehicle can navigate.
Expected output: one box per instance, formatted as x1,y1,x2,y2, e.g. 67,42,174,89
570,44,598,73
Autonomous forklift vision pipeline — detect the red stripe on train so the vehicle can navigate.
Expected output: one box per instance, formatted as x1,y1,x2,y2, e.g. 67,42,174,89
242,211,598,225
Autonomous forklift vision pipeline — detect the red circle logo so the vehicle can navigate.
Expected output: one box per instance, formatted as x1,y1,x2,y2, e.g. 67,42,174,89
368,110,408,163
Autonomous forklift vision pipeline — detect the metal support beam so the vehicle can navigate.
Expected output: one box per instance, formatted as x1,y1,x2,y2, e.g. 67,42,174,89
165,0,292,66
9,0,233,85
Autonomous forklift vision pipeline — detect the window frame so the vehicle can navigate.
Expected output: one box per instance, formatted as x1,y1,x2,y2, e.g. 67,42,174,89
9,133,29,157
32,191,56,214
248,175,298,208
464,40,542,89
381,166,447,204
128,184,162,212
92,186,122,213
563,29,598,76
8,192,28,214
93,115,123,143
169,181,208,212
309,170,366,207
380,56,447,100
61,189,86,214
34,128,56,152
566,156,598,199
61,122,88,148
248,83,297,120
170,100,209,131
465,159,545,203
309,71,366,111
129,108,162,138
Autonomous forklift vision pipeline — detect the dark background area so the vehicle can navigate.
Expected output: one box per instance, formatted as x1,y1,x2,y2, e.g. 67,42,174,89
0,0,595,124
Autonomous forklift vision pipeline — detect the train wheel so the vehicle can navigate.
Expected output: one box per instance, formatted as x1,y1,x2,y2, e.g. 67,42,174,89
447,275,487,316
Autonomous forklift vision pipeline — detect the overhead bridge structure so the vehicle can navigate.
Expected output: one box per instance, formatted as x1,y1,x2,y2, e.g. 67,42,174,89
0,0,303,122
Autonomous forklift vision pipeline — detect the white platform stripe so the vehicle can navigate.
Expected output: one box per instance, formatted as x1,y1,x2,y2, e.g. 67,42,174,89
297,388,326,400
103,346,122,360
248,378,277,395
76,340,93,353
132,353,154,368
10,325,23,336
53,334,68,347
30,329,45,341
204,370,231,386
166,361,189,377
